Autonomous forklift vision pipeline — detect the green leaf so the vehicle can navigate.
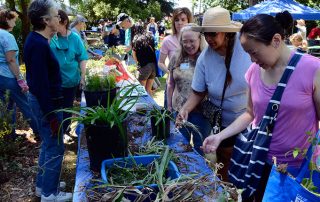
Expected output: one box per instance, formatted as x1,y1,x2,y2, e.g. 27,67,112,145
293,148,300,158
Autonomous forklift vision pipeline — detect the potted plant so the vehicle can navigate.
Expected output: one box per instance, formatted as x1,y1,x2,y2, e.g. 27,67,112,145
59,85,139,171
83,69,117,108
149,107,173,141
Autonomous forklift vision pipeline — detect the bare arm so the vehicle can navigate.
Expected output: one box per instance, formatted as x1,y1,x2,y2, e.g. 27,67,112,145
313,69,320,120
202,88,254,153
5,51,20,79
132,50,138,63
177,90,206,122
167,69,175,111
158,52,169,73
80,60,87,89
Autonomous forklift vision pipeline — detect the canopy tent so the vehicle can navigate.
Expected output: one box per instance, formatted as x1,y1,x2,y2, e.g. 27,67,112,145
232,0,320,20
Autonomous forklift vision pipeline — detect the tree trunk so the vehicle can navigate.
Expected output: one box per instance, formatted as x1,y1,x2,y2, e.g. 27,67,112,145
7,0,31,61
20,0,31,45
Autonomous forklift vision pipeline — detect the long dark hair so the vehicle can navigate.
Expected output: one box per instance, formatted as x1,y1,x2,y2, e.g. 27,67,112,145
225,32,236,87
240,11,293,45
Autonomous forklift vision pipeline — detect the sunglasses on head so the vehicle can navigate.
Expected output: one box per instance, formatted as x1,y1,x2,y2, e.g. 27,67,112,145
202,32,217,38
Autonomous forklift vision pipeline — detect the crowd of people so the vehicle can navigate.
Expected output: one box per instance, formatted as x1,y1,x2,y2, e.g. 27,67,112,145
0,0,319,201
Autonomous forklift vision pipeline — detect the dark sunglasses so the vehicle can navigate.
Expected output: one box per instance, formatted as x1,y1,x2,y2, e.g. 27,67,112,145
202,32,217,38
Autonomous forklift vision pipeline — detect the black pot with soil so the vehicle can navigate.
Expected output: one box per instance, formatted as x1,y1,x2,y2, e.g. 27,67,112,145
85,124,128,172
84,88,117,108
150,114,171,140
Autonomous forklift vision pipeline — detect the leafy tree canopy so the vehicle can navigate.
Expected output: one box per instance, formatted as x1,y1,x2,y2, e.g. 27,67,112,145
72,0,173,22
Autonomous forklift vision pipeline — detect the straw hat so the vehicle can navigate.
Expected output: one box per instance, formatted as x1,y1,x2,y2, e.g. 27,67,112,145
192,7,242,33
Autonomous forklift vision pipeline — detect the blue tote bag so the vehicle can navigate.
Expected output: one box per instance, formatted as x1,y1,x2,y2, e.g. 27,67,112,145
262,131,320,202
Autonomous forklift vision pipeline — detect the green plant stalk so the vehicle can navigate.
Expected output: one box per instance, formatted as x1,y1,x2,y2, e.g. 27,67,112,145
56,84,140,144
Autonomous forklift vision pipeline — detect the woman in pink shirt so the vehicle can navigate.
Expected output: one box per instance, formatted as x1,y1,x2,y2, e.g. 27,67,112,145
158,7,193,73
202,11,320,201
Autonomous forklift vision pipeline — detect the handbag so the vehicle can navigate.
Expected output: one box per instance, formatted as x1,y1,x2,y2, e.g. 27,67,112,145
262,131,320,202
201,73,228,134
228,52,303,199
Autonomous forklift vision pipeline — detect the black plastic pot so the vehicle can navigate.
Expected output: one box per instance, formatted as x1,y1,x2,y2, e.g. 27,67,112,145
150,115,171,140
84,88,117,108
85,124,128,172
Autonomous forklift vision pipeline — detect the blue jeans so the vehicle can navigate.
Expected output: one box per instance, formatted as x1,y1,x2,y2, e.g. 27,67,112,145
0,75,38,134
62,86,77,132
28,93,64,197
178,111,212,155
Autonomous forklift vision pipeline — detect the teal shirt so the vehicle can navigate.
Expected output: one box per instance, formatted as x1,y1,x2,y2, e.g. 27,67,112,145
50,32,88,88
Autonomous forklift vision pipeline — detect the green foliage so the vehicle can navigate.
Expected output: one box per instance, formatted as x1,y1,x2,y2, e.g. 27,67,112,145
202,0,249,12
0,91,13,138
58,85,139,138
85,74,116,92
287,131,320,194
74,0,172,22
149,107,173,127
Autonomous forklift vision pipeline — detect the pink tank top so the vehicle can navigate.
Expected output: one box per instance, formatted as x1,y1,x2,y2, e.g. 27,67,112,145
245,53,320,167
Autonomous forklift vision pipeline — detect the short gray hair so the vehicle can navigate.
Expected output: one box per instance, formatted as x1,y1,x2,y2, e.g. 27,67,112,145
28,0,56,31
70,14,87,28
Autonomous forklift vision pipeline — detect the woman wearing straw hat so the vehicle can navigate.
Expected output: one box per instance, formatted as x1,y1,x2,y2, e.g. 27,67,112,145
177,7,251,181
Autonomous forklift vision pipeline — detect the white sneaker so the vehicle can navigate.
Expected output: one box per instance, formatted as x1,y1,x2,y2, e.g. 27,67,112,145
41,191,72,202
35,181,67,197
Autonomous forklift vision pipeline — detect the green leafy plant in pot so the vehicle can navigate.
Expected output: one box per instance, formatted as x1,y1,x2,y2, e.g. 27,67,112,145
58,85,139,172
84,70,117,108
149,107,173,142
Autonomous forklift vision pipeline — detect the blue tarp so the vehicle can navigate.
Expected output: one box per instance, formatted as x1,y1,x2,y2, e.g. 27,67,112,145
73,93,218,202
232,0,320,20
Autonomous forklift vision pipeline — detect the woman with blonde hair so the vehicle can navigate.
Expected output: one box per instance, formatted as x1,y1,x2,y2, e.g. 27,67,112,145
167,23,208,154
158,7,193,107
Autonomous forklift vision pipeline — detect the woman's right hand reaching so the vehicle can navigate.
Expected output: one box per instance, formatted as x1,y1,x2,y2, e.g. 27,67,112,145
201,133,223,154
175,108,189,128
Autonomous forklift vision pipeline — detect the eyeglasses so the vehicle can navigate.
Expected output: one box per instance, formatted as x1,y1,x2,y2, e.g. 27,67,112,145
201,32,217,38
42,14,61,21
53,14,61,20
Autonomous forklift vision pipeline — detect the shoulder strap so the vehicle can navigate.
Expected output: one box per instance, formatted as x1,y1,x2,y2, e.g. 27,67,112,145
265,52,303,129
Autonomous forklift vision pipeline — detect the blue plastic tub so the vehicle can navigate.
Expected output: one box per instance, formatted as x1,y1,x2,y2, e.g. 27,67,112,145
101,155,181,189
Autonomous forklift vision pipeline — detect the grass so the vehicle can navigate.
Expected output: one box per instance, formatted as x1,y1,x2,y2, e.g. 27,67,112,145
152,76,167,107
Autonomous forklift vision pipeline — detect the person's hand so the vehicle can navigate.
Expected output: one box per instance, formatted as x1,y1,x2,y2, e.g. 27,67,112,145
49,117,60,136
94,54,102,60
17,79,29,93
201,133,222,154
175,108,188,128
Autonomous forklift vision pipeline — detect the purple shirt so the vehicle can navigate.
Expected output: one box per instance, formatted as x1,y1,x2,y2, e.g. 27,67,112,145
245,53,320,167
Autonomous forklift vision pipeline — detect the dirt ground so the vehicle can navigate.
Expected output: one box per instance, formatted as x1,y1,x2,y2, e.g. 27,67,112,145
0,77,166,202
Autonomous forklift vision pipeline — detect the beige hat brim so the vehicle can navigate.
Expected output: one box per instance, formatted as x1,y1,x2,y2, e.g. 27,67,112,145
192,23,242,33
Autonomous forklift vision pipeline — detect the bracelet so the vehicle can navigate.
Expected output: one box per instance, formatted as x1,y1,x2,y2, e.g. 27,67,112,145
17,73,24,80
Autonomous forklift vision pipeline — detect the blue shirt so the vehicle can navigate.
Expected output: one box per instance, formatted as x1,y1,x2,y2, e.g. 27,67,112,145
0,29,19,78
192,33,252,127
108,29,125,47
24,31,62,118
50,32,88,88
